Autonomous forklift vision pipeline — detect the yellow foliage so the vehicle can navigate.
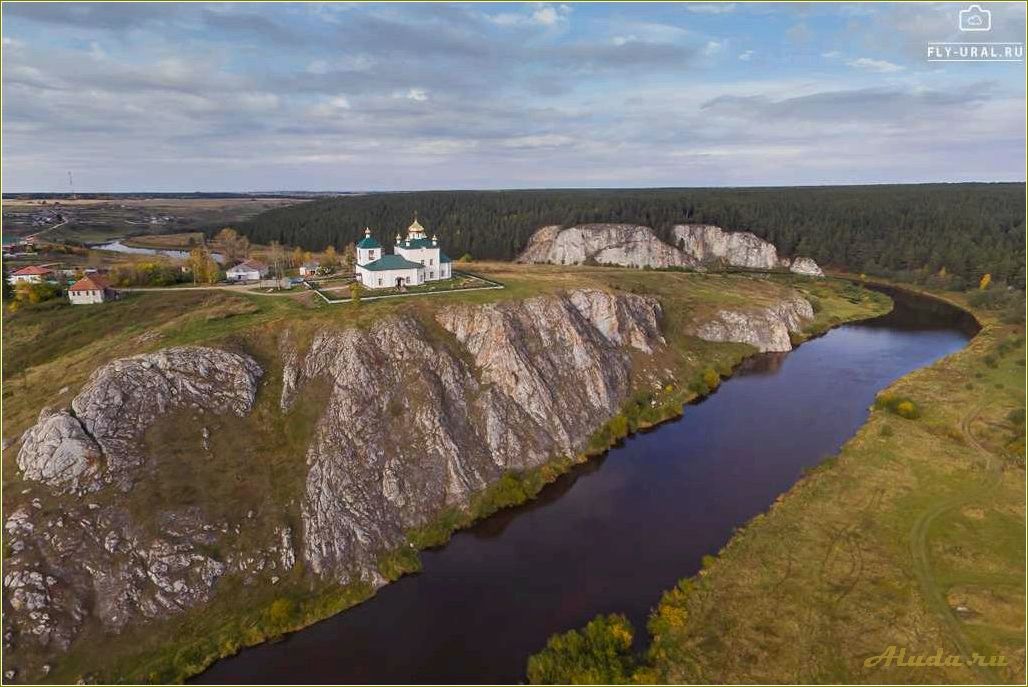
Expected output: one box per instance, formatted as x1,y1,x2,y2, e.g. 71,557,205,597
896,401,917,419
979,273,992,290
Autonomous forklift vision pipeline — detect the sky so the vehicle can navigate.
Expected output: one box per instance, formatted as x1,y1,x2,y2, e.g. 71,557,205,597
1,1,1025,192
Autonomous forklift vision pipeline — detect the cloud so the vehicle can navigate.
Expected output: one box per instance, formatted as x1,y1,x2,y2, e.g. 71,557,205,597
845,57,904,73
1,3,1023,191
703,40,724,57
685,3,737,15
488,3,571,28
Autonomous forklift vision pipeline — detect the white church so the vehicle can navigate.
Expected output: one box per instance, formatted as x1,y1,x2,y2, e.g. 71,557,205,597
355,216,453,289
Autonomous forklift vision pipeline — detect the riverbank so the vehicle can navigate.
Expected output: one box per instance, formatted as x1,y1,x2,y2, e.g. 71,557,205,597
3,268,887,685
529,283,1025,684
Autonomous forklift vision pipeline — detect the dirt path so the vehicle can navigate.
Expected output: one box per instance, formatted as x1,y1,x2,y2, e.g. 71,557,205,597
907,405,1003,683
118,285,302,297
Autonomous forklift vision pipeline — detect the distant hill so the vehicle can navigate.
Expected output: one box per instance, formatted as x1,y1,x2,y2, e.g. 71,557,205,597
235,184,1026,288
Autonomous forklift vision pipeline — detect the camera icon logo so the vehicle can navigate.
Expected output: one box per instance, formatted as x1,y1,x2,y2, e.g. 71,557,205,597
959,4,991,31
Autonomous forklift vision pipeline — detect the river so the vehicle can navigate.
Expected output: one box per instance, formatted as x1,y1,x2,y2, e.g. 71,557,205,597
197,287,977,684
92,240,225,263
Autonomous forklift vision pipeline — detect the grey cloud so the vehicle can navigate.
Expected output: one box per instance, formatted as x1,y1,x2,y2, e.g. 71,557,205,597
701,83,997,123
2,2,186,30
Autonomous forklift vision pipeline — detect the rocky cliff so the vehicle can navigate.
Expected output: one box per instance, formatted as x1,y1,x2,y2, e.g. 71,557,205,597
690,296,815,352
671,224,780,271
518,223,823,276
3,286,821,680
517,224,696,269
4,291,666,674
285,290,664,581
6,347,278,660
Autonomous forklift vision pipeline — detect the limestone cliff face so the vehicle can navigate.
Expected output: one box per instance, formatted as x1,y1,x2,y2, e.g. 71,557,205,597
518,222,824,276
517,224,696,269
671,224,780,270
17,347,262,494
4,288,816,673
691,296,815,352
286,289,664,581
6,347,284,658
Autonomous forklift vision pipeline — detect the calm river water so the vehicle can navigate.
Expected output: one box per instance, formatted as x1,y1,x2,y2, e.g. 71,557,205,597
198,287,977,684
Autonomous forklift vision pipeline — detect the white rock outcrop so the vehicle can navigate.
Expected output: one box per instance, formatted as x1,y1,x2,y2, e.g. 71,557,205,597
16,409,103,495
672,224,780,270
519,222,823,276
517,224,695,269
783,256,825,277
17,346,263,493
691,296,815,352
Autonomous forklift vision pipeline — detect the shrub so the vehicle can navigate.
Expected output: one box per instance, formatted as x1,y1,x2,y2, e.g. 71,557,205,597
895,401,919,419
526,614,636,684
109,260,183,287
608,415,629,441
874,393,921,420
266,597,295,632
702,368,720,392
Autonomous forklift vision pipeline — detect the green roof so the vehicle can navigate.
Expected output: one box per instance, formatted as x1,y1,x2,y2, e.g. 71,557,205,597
440,253,453,263
357,236,382,249
401,238,436,249
360,255,424,272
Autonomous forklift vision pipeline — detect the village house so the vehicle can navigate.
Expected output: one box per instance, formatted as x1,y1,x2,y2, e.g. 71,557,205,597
299,261,321,277
8,265,54,285
355,217,453,289
68,274,119,305
226,259,268,282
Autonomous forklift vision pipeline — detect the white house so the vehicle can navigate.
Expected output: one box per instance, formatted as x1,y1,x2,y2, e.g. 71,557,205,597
226,259,268,282
68,274,118,305
8,265,53,285
355,218,453,290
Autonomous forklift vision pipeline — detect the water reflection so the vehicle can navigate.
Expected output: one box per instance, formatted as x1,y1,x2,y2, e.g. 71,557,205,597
197,288,974,685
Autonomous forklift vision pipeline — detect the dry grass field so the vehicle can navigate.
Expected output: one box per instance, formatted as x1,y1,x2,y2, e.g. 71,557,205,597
2,196,308,244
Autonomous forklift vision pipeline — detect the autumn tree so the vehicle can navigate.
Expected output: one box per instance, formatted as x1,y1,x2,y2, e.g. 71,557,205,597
349,280,361,303
526,614,637,684
323,245,338,269
215,227,250,263
291,246,304,268
268,241,286,282
342,242,357,275
979,273,992,290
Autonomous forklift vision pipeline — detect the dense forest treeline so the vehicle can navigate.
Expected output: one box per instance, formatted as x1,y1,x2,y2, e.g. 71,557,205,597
234,184,1026,288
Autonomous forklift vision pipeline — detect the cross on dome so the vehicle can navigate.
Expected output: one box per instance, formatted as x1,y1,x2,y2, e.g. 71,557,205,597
407,213,426,238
